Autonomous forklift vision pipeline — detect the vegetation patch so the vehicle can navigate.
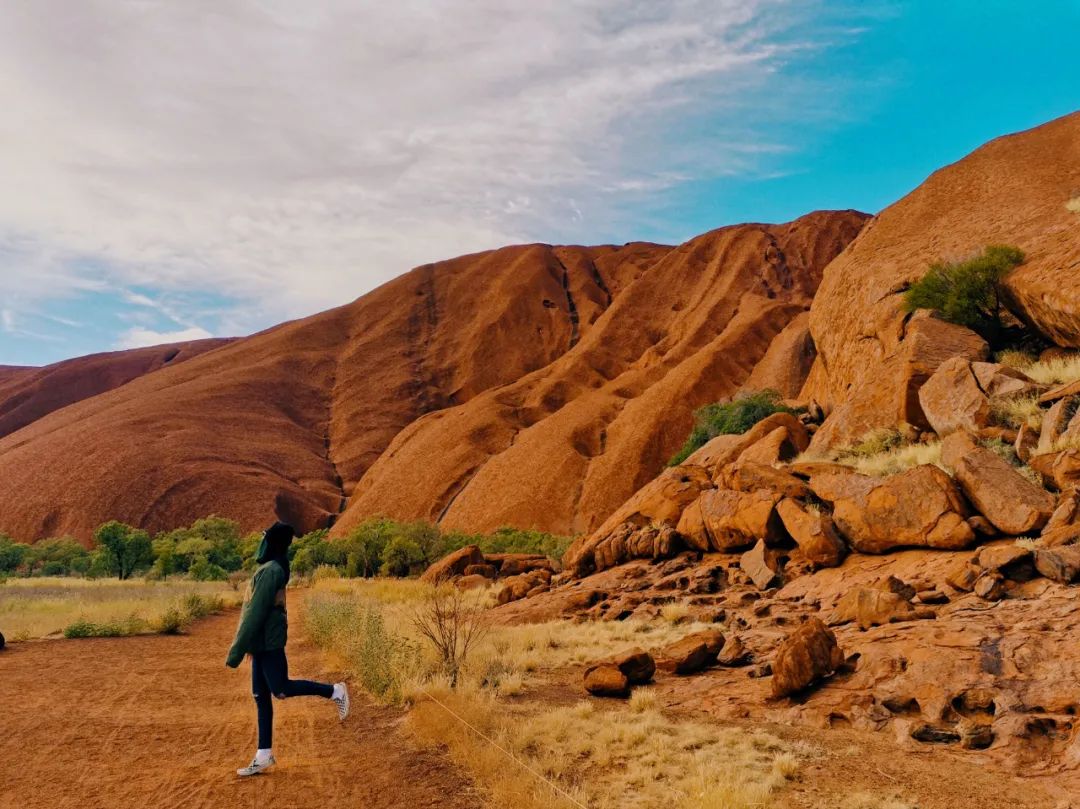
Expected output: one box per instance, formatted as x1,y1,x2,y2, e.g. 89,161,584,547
669,390,797,466
902,244,1025,348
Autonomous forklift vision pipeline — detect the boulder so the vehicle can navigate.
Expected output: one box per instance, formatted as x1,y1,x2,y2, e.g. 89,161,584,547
1039,379,1080,405
697,488,787,551
732,426,801,467
1015,423,1039,463
740,540,782,590
683,413,810,475
810,466,975,553
421,545,484,584
717,634,750,666
1033,546,1080,583
775,498,847,567
1037,399,1074,454
584,665,630,697
918,356,994,437
463,563,498,579
719,462,812,499
770,617,846,699
657,630,726,675
605,648,657,684
941,431,1055,535
975,544,1036,581
493,555,555,577
971,362,1041,399
809,313,988,450
1030,449,1080,492
945,560,981,592
1041,490,1080,546
829,587,918,630
496,570,551,604
455,574,491,591
974,572,1006,601
564,465,713,575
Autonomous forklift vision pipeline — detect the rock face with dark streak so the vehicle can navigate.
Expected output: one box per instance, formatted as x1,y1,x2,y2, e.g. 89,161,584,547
0,213,866,544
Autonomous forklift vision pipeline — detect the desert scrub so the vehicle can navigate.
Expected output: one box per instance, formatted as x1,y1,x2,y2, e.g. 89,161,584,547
902,244,1025,347
836,427,906,460
831,438,944,477
669,389,798,466
408,688,803,809
64,615,147,638
305,590,424,702
990,393,1042,430
0,577,239,640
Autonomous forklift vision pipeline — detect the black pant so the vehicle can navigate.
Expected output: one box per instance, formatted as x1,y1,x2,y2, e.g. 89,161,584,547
251,648,333,748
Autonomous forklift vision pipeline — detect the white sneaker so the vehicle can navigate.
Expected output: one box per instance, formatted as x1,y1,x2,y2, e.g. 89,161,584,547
237,755,275,777
332,682,350,721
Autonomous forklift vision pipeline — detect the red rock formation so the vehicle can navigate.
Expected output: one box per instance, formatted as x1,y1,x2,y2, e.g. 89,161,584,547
805,111,1080,430
0,243,671,542
0,339,232,440
338,211,865,537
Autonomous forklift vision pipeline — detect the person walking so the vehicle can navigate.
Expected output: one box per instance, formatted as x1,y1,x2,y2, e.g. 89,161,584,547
226,521,349,776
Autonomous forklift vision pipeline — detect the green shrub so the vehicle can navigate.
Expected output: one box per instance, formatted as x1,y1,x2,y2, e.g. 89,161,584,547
902,245,1025,347
306,594,421,702
668,390,797,466
154,606,186,635
63,615,146,638
0,534,27,573
438,526,573,561
188,555,228,581
24,537,91,577
380,536,426,577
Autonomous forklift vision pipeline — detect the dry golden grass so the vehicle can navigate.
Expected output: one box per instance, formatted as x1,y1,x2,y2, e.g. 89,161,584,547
308,577,806,809
1005,353,1080,386
839,440,943,477
990,393,1043,430
408,687,801,809
0,577,240,640
1066,196,1080,215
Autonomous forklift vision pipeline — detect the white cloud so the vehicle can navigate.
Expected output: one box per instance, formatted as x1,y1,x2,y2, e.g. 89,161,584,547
0,0,865,351
115,326,214,350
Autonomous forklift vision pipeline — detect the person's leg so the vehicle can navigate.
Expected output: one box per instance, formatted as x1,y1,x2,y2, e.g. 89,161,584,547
252,652,275,748
237,653,277,776
260,648,334,699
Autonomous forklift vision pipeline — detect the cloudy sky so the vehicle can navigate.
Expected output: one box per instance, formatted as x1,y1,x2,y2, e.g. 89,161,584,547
1,1,1078,366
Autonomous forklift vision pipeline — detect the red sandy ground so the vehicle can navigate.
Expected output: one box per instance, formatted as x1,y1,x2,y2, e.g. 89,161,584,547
0,608,482,809
0,597,1063,809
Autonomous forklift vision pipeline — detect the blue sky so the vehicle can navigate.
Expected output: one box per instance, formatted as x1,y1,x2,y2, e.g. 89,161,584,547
1,1,1078,367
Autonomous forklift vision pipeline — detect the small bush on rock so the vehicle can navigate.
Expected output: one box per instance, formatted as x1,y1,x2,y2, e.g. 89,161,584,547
669,390,797,466
902,244,1025,347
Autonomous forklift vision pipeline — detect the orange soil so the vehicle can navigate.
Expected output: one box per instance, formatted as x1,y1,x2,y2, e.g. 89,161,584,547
0,605,482,809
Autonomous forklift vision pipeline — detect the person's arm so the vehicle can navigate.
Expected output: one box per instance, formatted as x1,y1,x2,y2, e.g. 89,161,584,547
225,565,280,668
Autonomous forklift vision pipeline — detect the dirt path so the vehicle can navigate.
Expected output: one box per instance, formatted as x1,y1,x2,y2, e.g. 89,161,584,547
0,604,483,809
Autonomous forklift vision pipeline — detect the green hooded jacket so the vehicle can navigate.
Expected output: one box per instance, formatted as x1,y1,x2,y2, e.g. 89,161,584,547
225,537,289,667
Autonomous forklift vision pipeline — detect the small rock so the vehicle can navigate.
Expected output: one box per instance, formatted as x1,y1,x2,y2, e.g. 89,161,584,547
609,648,656,684
973,572,1006,601
770,617,845,698
878,575,916,602
916,589,949,605
657,630,725,675
976,544,1036,582
717,635,750,666
741,539,782,590
421,544,484,584
1034,545,1080,584
584,665,629,697
463,563,497,579
946,561,981,592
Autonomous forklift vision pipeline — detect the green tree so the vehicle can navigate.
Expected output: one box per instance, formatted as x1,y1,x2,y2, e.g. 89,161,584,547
189,555,228,581
0,534,27,573
24,537,91,577
668,389,798,466
151,536,178,580
93,521,153,580
902,244,1025,347
380,536,425,577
